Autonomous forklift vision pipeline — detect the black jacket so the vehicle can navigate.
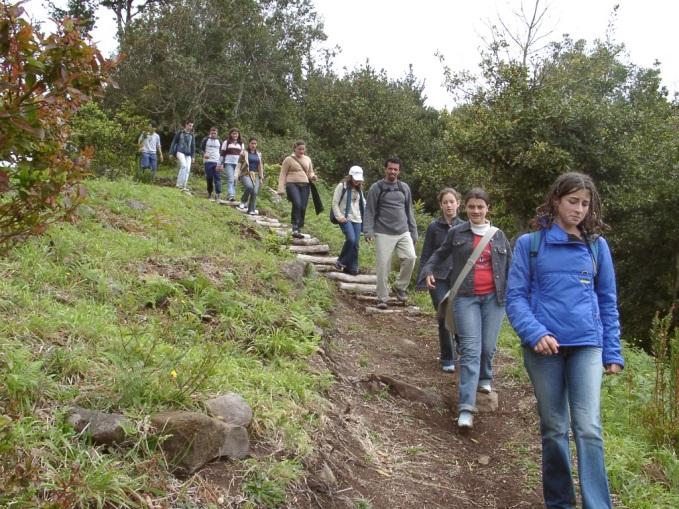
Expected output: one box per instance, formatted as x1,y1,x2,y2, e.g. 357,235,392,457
416,216,464,288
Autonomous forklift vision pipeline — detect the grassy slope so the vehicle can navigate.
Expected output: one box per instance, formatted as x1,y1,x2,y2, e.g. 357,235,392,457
1,171,677,507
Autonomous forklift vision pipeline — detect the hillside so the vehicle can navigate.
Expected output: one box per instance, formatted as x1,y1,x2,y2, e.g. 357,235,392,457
1,176,678,508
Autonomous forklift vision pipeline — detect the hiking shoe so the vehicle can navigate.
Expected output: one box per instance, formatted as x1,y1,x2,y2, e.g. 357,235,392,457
238,202,247,210
292,230,304,239
441,363,456,373
334,261,345,271
458,411,474,429
376,300,388,310
391,285,408,302
252,209,258,215
248,211,257,215
478,382,492,394
227,195,235,201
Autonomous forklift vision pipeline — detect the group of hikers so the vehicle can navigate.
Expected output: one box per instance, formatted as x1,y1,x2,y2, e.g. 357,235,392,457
140,123,624,509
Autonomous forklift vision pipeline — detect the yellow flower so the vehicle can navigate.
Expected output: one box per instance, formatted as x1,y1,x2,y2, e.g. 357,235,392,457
170,370,177,379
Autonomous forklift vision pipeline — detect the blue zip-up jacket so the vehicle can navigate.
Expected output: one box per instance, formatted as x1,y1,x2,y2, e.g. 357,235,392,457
506,224,624,367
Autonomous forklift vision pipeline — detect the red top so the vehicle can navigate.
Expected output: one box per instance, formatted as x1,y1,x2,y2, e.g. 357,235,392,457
473,234,495,295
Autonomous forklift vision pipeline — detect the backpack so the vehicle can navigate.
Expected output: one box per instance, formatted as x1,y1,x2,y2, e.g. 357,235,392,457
529,230,599,282
374,180,409,221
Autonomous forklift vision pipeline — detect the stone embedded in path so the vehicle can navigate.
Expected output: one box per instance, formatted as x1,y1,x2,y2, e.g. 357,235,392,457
297,254,338,265
323,271,377,284
369,374,441,406
365,305,421,315
280,260,310,282
288,244,330,254
338,282,377,294
151,411,249,475
475,391,499,413
65,406,132,446
291,237,321,246
353,294,406,306
203,393,253,427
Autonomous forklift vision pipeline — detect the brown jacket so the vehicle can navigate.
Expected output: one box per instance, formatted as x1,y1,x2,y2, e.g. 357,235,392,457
277,154,315,193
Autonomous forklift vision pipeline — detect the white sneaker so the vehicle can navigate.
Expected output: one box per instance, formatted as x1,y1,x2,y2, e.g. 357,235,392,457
478,383,492,394
252,209,258,215
238,202,246,210
457,411,474,429
441,363,456,373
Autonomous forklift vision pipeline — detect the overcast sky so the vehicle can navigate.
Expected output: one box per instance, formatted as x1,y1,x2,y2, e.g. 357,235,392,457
25,0,679,109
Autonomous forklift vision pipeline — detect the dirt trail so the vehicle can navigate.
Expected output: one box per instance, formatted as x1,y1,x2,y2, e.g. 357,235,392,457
300,292,545,509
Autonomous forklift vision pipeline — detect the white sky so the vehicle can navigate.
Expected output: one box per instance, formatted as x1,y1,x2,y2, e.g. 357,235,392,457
25,0,679,109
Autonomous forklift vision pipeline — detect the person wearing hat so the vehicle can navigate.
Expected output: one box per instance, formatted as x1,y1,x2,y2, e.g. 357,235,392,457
331,165,366,276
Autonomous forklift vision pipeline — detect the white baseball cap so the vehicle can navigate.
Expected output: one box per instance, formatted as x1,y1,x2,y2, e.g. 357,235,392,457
348,165,364,181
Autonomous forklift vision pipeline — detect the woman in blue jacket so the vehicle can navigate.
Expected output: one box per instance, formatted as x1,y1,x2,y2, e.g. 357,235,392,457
506,172,624,509
421,188,511,429
416,187,464,372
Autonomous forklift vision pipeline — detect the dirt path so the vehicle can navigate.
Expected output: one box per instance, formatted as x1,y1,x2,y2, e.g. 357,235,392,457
300,292,545,509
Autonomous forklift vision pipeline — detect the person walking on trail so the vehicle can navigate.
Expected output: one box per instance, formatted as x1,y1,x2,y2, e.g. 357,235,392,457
421,188,511,430
200,127,223,202
220,128,244,201
237,137,264,215
138,123,163,179
362,157,418,310
277,140,317,238
506,172,624,509
331,165,366,276
416,187,463,373
169,120,195,192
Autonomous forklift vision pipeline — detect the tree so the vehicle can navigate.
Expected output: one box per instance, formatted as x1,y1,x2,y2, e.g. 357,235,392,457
47,0,98,34
0,1,113,249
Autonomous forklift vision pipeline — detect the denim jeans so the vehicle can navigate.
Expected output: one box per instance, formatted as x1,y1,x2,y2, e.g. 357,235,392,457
523,346,611,509
338,221,362,273
430,279,456,366
285,182,310,231
453,293,504,413
224,163,237,198
240,174,259,213
175,153,192,188
204,162,222,196
140,152,158,175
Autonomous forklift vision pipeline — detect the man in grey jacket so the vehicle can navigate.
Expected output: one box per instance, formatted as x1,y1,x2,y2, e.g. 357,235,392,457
363,158,418,309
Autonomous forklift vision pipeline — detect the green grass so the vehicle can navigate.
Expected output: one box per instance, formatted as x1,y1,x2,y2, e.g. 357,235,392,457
0,174,335,507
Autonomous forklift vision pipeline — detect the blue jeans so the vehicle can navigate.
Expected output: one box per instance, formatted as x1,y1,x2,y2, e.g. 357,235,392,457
285,182,310,231
240,174,259,213
204,162,222,196
338,221,362,273
453,293,504,413
430,279,456,366
224,163,237,198
140,152,158,175
523,346,611,509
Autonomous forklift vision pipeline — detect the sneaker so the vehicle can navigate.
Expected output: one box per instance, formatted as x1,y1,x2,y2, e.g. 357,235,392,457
347,268,359,276
457,411,474,429
376,300,388,310
238,202,247,210
478,382,492,394
391,285,408,303
207,193,213,200
441,363,456,373
252,209,258,215
181,187,191,193
291,230,304,239
334,261,345,271
227,195,235,201
248,211,257,215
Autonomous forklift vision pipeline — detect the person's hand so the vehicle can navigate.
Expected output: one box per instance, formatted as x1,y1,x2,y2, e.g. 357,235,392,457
425,274,436,289
217,164,223,172
277,191,285,197
534,335,559,355
338,215,347,224
364,234,373,243
605,364,623,375
159,154,164,162
310,175,318,182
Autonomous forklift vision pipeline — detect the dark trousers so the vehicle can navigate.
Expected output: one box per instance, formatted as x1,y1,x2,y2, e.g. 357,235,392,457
429,278,457,365
205,162,222,195
338,221,362,272
285,182,310,230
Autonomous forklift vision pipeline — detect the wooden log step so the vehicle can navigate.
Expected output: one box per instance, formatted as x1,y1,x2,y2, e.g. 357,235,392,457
296,254,338,265
220,200,241,207
365,306,421,315
338,282,377,294
288,244,330,254
256,220,282,228
324,272,377,284
312,264,334,272
353,295,407,306
291,237,320,246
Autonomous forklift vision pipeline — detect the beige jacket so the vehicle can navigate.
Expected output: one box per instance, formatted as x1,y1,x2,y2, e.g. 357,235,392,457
277,154,315,193
236,150,264,180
